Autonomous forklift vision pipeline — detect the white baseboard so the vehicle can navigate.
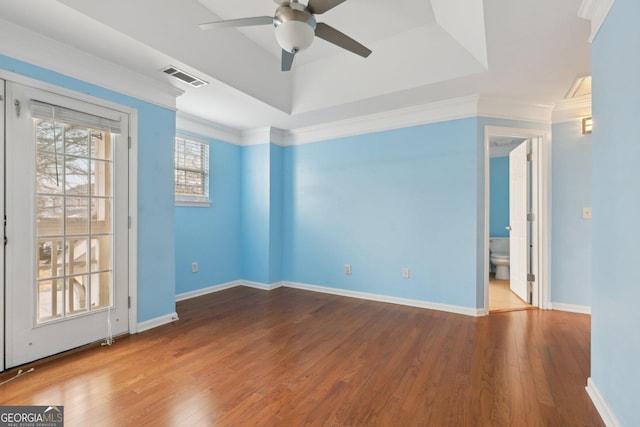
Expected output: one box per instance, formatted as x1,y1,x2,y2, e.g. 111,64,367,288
586,377,621,427
136,312,179,333
240,280,283,291
176,280,242,302
283,281,484,317
172,279,484,319
550,302,591,314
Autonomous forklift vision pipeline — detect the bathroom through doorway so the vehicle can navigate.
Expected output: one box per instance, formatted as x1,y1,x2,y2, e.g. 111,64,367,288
484,126,549,313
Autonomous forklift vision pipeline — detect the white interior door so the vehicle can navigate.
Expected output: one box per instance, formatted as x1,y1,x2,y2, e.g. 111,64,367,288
4,82,130,368
508,140,529,302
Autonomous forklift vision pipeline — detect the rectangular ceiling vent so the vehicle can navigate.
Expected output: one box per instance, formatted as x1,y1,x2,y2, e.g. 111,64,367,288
162,66,208,88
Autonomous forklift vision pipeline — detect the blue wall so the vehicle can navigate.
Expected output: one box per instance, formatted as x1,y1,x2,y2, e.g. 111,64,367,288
591,0,640,425
175,135,242,295
550,120,592,307
269,144,284,284
241,144,271,283
0,54,176,323
489,156,509,237
283,118,480,308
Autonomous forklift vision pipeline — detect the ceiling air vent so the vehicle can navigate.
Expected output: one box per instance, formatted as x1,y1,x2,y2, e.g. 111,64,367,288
162,66,208,88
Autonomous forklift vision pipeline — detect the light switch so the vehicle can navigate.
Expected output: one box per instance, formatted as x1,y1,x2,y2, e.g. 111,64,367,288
582,207,592,219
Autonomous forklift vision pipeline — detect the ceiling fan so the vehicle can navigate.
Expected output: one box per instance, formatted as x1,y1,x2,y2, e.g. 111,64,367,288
199,0,372,72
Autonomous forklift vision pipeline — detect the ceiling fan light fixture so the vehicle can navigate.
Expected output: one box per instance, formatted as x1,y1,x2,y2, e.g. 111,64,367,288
273,5,316,53
275,20,315,52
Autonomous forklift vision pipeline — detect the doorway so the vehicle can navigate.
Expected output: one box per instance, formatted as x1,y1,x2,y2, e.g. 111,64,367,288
2,80,132,368
484,126,550,313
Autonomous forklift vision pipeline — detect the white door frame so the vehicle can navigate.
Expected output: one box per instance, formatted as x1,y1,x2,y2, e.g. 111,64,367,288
0,79,5,372
484,125,551,313
0,71,138,360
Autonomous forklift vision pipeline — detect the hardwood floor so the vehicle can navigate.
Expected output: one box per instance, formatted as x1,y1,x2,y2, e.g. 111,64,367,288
0,286,603,426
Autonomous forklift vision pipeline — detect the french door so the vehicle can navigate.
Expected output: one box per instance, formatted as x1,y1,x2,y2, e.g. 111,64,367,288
4,82,130,368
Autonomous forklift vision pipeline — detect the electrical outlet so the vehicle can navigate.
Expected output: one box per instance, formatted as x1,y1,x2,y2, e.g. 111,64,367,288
403,268,410,279
345,264,352,275
192,262,198,273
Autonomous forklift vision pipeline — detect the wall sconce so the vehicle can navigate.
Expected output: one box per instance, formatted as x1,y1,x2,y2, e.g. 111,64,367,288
582,117,593,134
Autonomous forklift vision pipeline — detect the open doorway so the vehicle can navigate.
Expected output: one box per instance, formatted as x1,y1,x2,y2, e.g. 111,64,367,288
484,126,550,313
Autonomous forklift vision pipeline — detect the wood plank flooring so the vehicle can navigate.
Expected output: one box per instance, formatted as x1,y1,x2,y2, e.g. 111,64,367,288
489,277,534,313
0,286,603,426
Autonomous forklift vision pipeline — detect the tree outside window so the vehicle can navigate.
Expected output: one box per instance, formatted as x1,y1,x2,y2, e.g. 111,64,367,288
175,135,210,206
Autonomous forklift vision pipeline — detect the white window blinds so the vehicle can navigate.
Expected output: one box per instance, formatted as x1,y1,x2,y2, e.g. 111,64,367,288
31,100,122,134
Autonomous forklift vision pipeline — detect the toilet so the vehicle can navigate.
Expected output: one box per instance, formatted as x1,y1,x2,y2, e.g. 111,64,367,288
489,237,510,280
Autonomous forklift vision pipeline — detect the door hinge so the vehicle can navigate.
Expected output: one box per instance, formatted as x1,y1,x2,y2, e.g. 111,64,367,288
128,136,131,149
527,273,536,282
14,99,21,117
128,296,131,309
0,94,4,101
527,152,535,161
128,216,131,229
527,212,535,221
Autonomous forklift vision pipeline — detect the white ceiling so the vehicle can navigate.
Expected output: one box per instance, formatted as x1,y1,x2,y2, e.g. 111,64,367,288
0,0,591,131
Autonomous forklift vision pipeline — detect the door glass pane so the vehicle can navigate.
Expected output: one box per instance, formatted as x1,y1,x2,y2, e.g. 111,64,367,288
37,238,63,279
36,196,63,236
34,117,114,324
91,272,111,309
91,160,111,197
91,131,111,161
65,275,88,315
91,198,111,232
35,121,64,153
36,153,64,194
65,157,90,195
90,235,111,273
65,238,89,275
37,279,63,321
64,127,90,157
65,197,89,235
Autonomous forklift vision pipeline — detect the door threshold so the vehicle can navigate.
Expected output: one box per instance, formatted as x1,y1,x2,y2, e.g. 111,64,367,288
0,332,130,377
490,306,537,314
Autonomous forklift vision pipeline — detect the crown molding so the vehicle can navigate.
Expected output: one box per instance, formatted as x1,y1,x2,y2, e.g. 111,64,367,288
176,111,241,145
269,127,289,147
241,127,272,146
179,95,556,147
552,95,592,123
284,95,480,146
0,18,183,111
478,97,554,124
578,0,616,43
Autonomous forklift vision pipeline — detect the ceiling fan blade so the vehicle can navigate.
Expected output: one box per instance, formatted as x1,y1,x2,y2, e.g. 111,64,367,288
307,0,347,14
315,23,371,58
282,49,296,72
199,16,273,30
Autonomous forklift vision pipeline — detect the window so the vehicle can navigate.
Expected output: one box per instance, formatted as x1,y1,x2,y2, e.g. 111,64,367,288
174,135,210,206
32,100,120,321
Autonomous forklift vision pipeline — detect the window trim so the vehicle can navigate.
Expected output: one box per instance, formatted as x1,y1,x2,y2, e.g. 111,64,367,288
174,134,210,207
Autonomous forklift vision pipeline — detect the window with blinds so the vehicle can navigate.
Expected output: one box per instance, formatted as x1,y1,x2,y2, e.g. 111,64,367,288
174,135,210,206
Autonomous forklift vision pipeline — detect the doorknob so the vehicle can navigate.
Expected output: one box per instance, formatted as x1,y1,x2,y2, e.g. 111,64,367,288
505,226,512,231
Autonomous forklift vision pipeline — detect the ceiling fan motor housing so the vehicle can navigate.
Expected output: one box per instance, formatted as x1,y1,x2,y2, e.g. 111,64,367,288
273,5,317,53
